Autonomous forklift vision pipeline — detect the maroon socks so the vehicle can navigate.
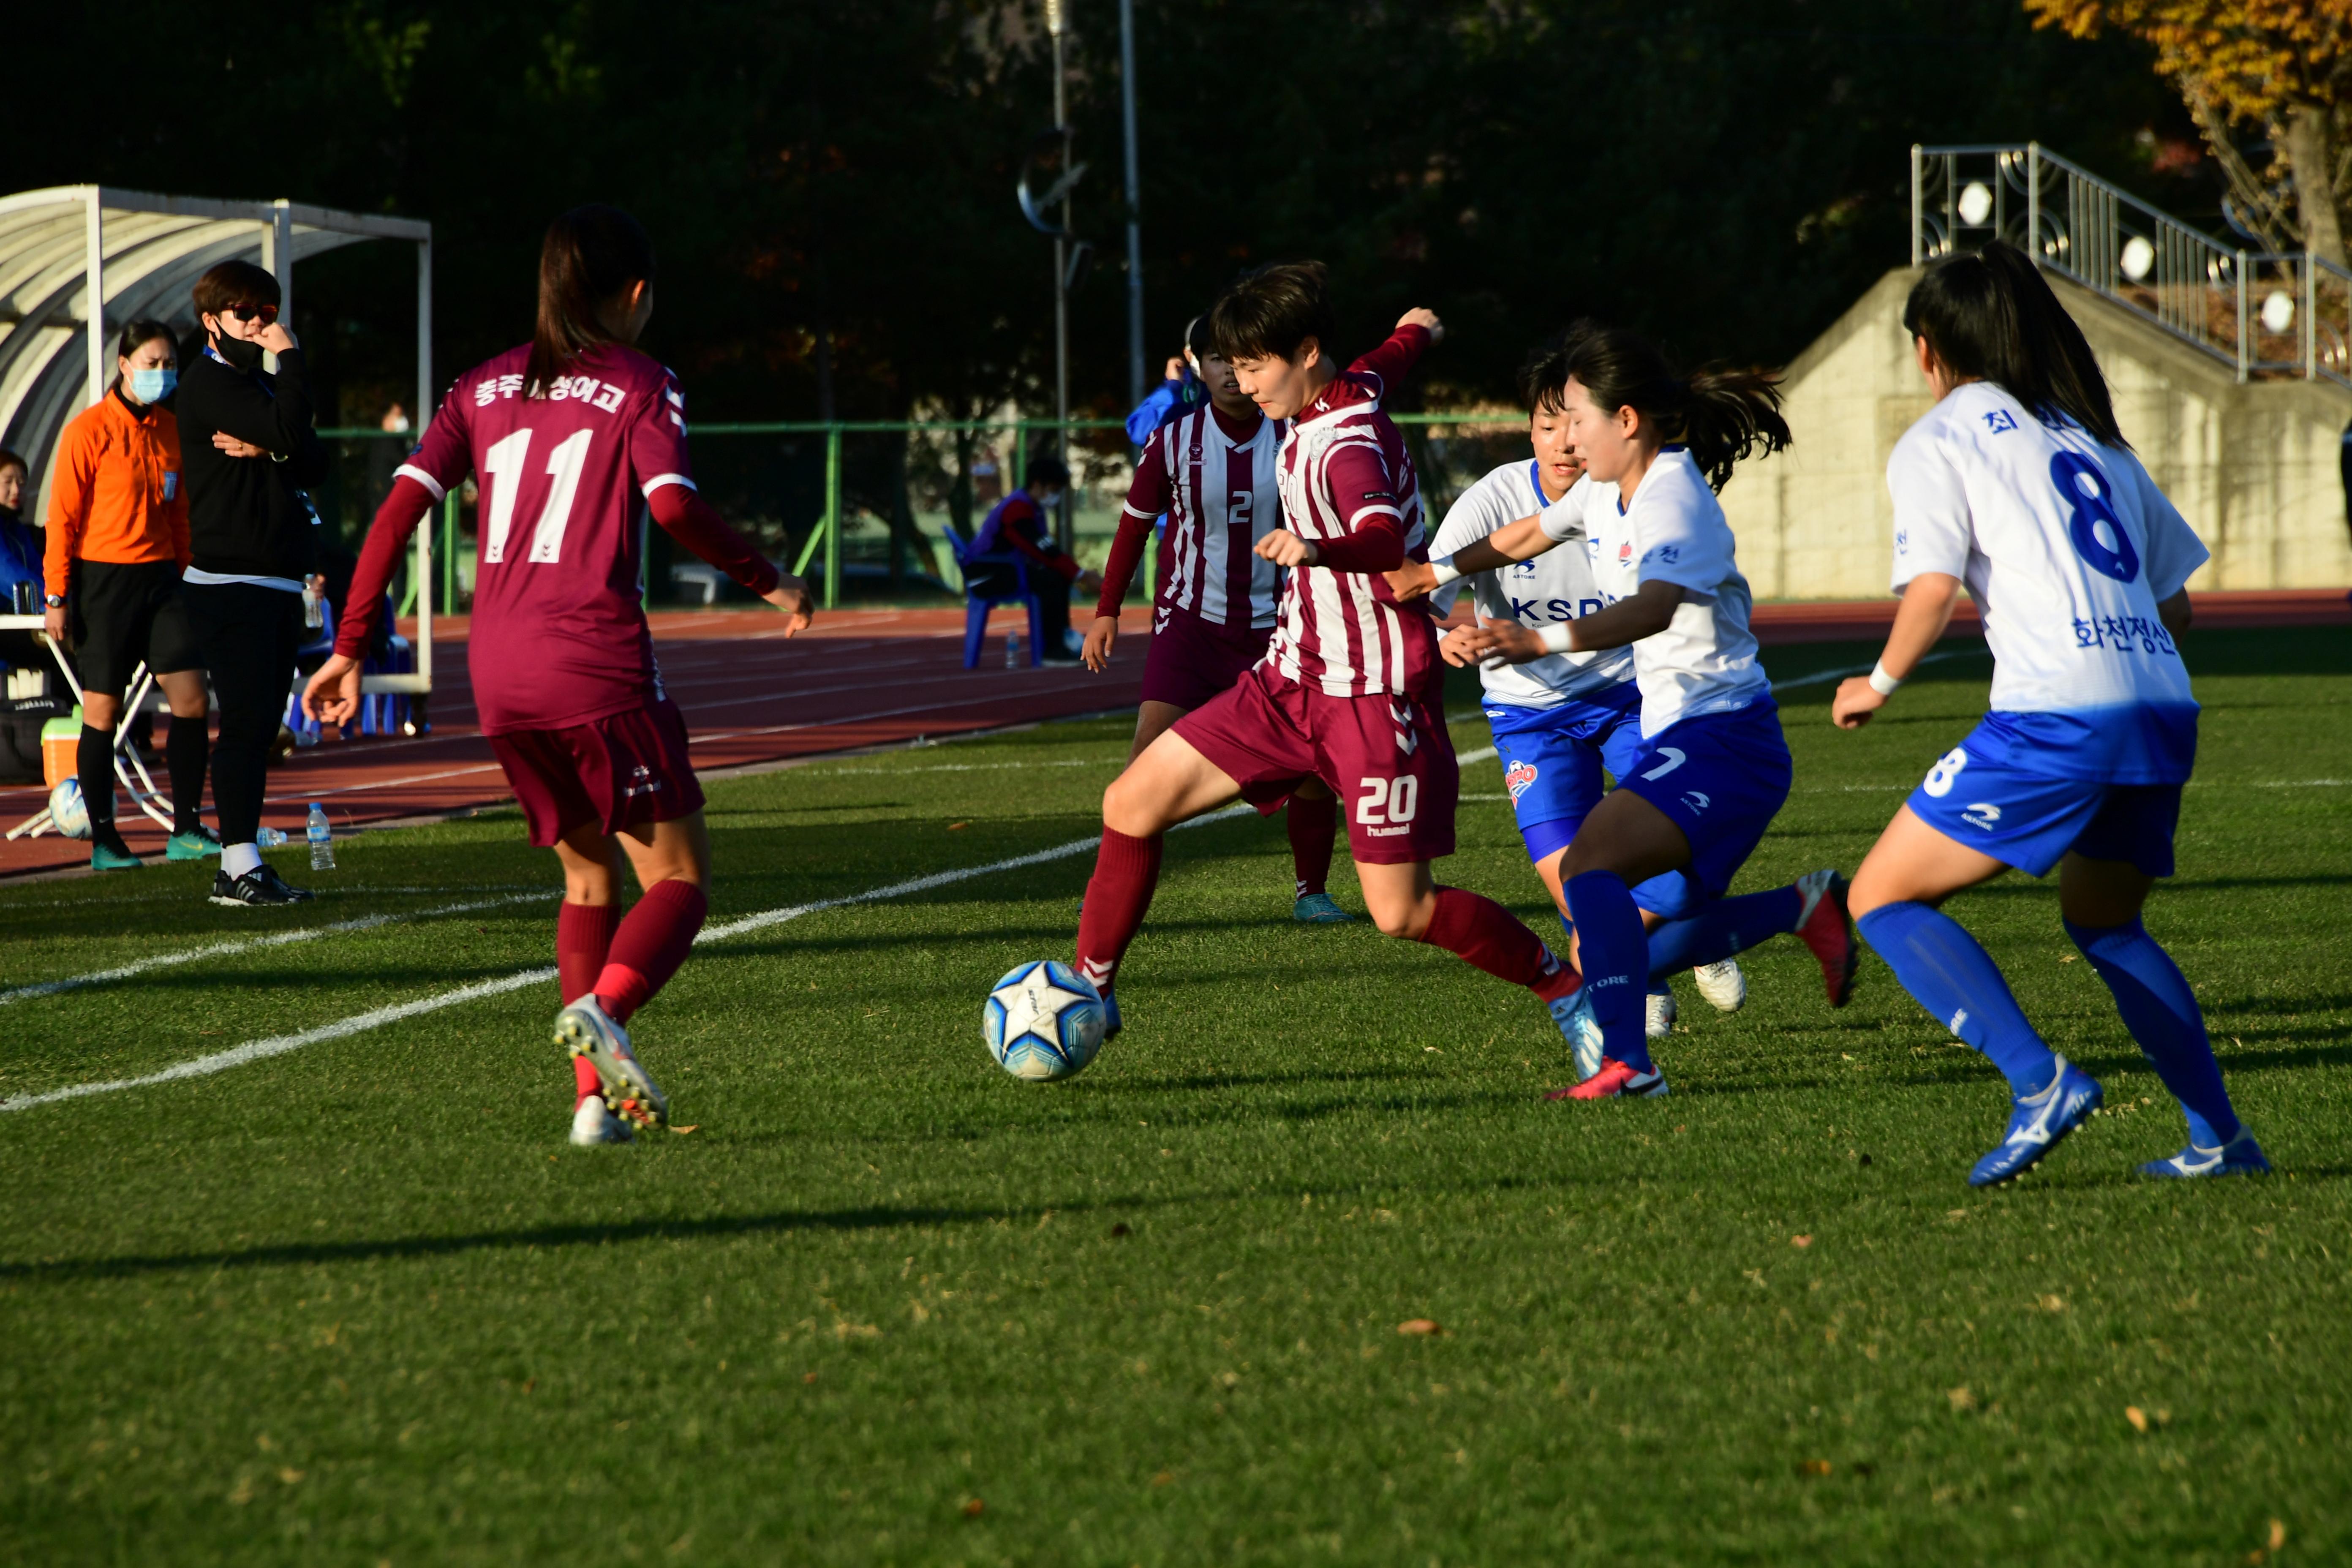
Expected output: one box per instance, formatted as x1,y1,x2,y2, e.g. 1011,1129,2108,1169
1287,795,1339,899
558,901,622,1102
592,879,709,1025
1075,828,1164,994
1419,885,1581,1002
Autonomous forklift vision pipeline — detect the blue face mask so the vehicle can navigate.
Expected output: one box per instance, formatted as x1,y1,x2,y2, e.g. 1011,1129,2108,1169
127,367,177,404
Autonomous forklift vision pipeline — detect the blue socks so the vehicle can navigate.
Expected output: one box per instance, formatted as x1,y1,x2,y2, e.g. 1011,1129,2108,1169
1561,909,1671,1002
1856,901,2055,1094
2065,917,2239,1146
1646,886,1803,978
1564,871,1652,1073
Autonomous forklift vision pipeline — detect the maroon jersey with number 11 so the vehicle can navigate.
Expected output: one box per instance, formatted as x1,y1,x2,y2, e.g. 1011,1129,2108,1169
393,341,695,736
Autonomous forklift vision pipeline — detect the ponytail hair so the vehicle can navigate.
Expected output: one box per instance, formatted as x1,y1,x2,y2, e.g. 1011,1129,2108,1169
1563,328,1790,491
1902,240,2124,449
526,204,656,397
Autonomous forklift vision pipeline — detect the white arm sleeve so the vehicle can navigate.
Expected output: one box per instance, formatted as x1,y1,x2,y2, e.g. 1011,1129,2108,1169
1631,465,1733,602
1429,471,1523,618
1535,474,1592,543
2124,450,2210,600
1885,425,1974,592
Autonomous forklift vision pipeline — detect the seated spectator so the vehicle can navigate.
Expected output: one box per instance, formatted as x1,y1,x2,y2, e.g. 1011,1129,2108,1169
970,455,1099,662
0,448,38,607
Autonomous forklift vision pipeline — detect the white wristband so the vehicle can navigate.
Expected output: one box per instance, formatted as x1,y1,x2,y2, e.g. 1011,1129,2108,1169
1427,555,1462,587
1537,623,1574,655
1867,661,1903,696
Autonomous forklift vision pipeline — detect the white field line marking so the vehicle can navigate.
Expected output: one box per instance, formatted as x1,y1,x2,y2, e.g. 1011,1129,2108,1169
0,806,1256,1114
1767,649,1977,692
0,892,553,1007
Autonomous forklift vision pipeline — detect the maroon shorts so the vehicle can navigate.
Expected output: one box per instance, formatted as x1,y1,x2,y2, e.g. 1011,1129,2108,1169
1173,664,1458,865
1139,604,1273,711
487,697,707,848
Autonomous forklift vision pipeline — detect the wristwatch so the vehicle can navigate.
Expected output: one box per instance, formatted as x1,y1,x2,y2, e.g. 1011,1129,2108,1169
44,594,66,609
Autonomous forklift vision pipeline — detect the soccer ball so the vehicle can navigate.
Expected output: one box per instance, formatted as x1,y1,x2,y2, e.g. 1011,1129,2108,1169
48,777,90,840
983,960,1107,1081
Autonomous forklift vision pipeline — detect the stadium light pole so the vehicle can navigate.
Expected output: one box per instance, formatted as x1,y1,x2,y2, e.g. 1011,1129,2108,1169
1119,0,1145,412
1046,0,1073,550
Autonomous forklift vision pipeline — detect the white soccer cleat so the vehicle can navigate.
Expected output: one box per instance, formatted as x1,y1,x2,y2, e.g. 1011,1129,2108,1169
569,1094,635,1146
1646,989,1677,1039
554,996,669,1130
1693,958,1747,1013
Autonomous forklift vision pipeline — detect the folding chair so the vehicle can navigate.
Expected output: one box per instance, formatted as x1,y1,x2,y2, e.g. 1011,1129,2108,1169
947,530,1043,670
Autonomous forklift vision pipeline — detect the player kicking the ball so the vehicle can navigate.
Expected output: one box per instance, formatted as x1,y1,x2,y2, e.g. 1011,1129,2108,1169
307,206,812,1146
1834,242,2261,1185
1083,307,1440,924
1393,327,1856,1099
1426,328,1750,1053
1073,262,1590,1052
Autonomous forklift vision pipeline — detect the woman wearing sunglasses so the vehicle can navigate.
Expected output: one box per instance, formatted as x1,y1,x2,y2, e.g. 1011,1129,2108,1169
175,259,329,906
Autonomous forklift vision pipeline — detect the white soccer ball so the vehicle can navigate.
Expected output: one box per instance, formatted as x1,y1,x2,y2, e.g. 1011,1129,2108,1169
983,960,1107,1081
48,777,90,840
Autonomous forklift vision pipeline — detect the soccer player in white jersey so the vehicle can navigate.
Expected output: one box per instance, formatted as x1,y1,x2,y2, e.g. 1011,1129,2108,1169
1832,242,2262,1185
1083,309,1436,923
1071,263,1592,1052
1394,327,1857,1099
1429,330,1750,1050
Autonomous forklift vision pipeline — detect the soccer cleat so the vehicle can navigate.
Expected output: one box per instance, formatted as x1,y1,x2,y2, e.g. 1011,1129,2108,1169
165,825,222,861
569,1094,635,1146
208,864,314,906
1100,988,1122,1041
1549,986,1605,1081
1693,958,1747,1013
91,841,143,871
1793,869,1858,1007
1293,891,1354,923
1547,1056,1669,1101
2140,1129,2269,1179
1968,1056,2102,1187
1646,988,1677,1040
554,996,668,1130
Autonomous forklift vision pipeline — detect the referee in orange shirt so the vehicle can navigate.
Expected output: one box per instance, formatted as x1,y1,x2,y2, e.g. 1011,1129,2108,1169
42,320,216,870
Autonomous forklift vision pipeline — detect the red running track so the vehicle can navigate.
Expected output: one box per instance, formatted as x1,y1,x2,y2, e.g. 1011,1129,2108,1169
2,589,2341,879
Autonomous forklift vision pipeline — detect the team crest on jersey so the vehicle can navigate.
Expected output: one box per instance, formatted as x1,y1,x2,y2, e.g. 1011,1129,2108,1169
1505,760,1539,801
1618,539,1634,564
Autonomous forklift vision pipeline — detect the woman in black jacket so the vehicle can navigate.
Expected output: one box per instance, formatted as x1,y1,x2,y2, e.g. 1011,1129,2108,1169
175,258,325,907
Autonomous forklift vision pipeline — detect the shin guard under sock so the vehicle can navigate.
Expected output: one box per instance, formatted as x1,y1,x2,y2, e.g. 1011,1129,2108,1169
77,724,120,844
1563,871,1652,1073
1287,794,1339,900
166,716,210,833
560,902,624,1103
1075,829,1163,994
2066,916,2239,1146
1857,901,2055,1094
593,879,708,1025
1419,886,1577,1000
1645,886,1803,978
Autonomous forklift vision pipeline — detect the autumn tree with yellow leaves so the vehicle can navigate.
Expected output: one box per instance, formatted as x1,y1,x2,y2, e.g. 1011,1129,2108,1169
2027,1,2352,262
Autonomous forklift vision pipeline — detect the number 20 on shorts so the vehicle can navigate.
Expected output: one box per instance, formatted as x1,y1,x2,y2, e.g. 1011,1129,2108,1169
1356,775,1420,827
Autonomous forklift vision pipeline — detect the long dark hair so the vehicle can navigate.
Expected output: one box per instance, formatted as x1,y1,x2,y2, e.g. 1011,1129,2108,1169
1903,240,2123,448
1563,328,1790,491
526,205,656,396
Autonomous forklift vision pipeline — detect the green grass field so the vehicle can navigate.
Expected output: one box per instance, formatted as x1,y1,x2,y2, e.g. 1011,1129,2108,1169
1,629,2346,1566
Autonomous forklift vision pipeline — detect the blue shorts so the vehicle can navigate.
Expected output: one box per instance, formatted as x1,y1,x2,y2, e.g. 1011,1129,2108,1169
1615,700,1794,900
1485,689,1702,918
1906,717,2183,878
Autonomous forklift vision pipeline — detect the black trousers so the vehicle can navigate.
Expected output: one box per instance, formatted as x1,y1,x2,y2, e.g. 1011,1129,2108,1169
182,580,303,848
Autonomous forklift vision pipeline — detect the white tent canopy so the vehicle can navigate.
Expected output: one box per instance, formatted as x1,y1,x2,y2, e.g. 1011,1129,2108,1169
0,186,435,694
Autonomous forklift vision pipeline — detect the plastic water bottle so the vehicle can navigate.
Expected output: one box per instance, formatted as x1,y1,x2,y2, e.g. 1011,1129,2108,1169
1004,631,1021,668
307,802,335,871
256,826,289,848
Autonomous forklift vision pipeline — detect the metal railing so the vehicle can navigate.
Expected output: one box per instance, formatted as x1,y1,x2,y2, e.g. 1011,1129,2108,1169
319,411,1527,610
1912,142,2352,388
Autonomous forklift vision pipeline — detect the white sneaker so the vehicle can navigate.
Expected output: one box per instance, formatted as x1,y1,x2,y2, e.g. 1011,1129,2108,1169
1645,989,1677,1039
1694,958,1747,1013
569,1095,634,1146
553,995,670,1129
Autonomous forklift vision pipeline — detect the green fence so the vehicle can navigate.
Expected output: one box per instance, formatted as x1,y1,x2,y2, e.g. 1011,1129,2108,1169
317,412,1530,613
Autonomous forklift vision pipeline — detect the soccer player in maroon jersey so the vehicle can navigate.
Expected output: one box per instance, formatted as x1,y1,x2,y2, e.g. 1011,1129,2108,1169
1072,263,1587,1051
305,207,813,1146
1083,307,1440,923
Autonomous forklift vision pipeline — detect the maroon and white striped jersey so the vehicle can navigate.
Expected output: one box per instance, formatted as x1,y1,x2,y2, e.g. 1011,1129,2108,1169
1263,326,1436,698
1122,403,1283,628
